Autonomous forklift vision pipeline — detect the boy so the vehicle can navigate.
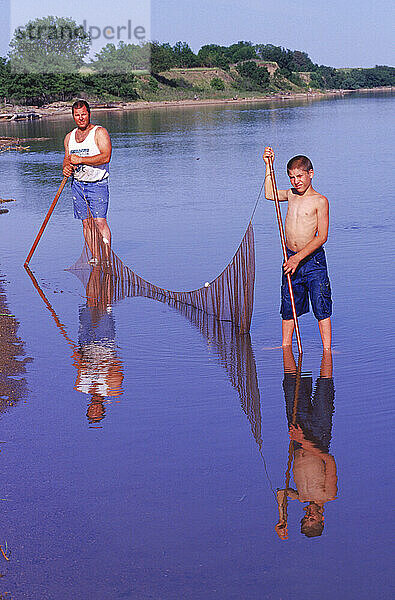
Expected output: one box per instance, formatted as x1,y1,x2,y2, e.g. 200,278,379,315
263,147,332,349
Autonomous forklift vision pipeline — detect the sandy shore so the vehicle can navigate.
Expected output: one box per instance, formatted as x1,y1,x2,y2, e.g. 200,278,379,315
2,86,393,121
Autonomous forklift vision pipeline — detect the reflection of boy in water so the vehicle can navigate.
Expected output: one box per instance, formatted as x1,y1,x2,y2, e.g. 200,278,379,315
275,348,337,539
73,268,123,425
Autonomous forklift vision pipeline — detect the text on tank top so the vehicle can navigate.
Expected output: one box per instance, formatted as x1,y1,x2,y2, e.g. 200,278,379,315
69,125,109,182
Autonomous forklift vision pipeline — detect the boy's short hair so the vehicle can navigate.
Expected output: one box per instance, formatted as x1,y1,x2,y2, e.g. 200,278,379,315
301,519,324,537
72,99,91,116
287,155,313,173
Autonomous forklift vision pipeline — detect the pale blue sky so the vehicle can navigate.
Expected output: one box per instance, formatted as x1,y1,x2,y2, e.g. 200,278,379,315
1,0,393,67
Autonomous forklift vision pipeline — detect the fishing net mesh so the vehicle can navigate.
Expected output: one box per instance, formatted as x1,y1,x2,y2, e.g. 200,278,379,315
70,208,255,333
67,260,261,445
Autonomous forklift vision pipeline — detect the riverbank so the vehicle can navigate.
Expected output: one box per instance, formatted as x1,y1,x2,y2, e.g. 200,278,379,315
1,86,393,121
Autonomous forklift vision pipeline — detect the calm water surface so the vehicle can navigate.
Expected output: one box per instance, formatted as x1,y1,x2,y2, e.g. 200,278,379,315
0,93,393,599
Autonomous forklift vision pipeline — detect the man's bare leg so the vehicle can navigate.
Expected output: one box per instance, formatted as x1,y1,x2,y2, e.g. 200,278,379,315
92,217,111,261
282,319,295,347
94,218,111,246
318,317,331,350
82,218,96,258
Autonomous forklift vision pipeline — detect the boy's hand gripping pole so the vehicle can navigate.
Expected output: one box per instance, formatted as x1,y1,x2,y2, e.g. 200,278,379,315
24,176,69,267
268,157,303,355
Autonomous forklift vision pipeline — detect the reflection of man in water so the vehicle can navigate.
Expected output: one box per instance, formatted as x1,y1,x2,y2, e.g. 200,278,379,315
275,348,337,539
73,267,123,425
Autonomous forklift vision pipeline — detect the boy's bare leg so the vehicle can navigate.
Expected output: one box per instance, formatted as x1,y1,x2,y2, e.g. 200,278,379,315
282,319,295,347
320,348,333,378
318,317,331,350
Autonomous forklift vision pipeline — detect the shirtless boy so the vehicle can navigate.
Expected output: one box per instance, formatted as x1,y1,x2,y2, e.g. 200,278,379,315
263,147,332,349
63,100,112,262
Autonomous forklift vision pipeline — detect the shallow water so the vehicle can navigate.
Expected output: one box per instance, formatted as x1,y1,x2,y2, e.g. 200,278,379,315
0,92,393,599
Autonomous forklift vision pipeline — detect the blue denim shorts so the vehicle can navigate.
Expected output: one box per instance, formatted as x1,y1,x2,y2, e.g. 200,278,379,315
281,246,332,321
72,179,109,220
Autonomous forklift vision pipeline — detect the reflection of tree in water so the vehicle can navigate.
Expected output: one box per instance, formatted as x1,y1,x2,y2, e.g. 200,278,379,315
0,275,31,412
0,273,31,562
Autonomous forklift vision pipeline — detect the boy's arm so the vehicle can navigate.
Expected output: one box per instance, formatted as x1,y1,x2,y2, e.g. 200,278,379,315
263,147,288,201
69,127,112,167
322,454,337,500
275,490,289,540
283,194,329,275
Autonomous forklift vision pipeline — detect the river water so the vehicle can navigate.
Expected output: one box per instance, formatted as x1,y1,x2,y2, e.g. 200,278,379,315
0,92,393,599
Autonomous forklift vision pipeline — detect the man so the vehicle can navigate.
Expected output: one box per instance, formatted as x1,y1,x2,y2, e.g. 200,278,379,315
63,100,112,263
263,147,332,349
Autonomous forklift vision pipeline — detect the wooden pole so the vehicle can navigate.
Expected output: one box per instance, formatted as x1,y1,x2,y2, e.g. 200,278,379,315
24,176,68,266
268,157,303,355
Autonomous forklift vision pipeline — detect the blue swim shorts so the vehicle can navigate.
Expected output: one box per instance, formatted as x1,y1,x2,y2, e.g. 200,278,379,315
72,179,109,220
280,246,332,321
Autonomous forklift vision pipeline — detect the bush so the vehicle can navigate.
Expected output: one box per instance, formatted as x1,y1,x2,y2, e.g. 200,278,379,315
210,77,225,90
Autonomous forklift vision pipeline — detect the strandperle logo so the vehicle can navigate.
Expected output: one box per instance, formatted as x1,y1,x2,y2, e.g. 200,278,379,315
15,19,147,43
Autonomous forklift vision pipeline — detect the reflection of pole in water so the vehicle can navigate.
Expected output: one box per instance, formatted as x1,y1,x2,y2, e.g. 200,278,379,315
277,352,303,538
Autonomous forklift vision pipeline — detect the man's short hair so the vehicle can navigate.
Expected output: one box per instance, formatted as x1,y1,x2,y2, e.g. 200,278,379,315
287,155,313,173
72,99,91,116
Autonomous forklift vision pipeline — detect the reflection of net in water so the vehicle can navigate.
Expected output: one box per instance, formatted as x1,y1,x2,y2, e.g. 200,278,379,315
27,259,262,447
70,208,255,333
69,258,262,448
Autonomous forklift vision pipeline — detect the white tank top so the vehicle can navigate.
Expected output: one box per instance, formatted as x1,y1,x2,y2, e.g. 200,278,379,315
69,125,109,182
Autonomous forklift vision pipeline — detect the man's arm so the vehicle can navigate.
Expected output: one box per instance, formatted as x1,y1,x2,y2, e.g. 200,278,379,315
69,127,112,167
263,147,288,201
283,194,329,275
62,133,74,177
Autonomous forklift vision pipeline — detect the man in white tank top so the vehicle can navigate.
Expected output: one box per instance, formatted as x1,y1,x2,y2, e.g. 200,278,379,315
63,100,112,263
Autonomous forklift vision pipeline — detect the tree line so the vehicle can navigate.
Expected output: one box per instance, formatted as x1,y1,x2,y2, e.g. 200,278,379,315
0,16,393,106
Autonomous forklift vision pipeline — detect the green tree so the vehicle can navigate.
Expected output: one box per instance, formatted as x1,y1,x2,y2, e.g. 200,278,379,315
172,42,199,68
150,42,175,73
92,42,150,73
236,61,270,90
9,16,90,73
229,41,257,63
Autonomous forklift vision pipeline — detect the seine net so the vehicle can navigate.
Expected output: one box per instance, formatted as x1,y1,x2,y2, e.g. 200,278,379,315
68,261,262,446
70,207,256,333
